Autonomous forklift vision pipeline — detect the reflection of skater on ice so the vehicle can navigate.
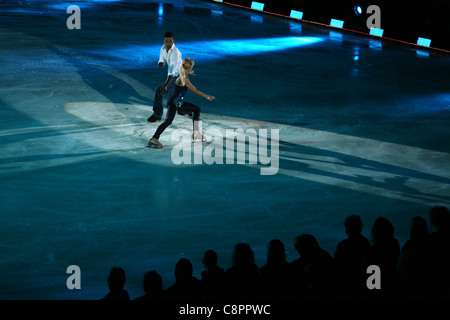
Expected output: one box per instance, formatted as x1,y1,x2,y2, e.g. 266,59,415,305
148,58,215,149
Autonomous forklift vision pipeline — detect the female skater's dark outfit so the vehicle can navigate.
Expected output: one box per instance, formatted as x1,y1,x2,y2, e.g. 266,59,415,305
153,76,201,140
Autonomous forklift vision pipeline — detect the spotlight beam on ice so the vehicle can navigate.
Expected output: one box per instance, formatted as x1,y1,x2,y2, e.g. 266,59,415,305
83,37,324,63
2,100,449,207
180,37,323,58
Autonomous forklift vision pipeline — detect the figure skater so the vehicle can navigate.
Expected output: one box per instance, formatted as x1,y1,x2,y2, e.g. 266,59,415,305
148,58,215,148
147,31,182,123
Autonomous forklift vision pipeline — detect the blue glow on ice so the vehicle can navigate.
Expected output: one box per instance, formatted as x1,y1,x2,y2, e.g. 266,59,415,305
86,37,324,63
416,50,429,58
211,10,223,17
179,37,323,60
46,0,120,11
46,3,94,10
251,15,263,23
329,32,342,42
369,40,382,50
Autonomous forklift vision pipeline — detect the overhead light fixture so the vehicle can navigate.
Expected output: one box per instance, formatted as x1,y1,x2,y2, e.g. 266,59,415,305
290,10,303,20
354,5,363,16
369,28,384,37
330,19,344,28
251,1,264,11
417,37,431,47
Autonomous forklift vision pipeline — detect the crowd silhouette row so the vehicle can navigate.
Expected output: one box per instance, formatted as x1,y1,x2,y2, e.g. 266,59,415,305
100,206,450,300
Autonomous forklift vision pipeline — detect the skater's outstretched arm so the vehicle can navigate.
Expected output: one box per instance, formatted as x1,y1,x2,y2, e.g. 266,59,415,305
185,77,215,101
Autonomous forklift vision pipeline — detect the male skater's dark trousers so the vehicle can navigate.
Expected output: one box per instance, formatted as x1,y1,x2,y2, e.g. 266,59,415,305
152,77,177,118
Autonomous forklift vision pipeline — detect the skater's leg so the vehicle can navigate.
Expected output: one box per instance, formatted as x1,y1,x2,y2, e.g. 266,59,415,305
152,102,177,140
178,102,200,122
179,102,204,141
148,83,165,121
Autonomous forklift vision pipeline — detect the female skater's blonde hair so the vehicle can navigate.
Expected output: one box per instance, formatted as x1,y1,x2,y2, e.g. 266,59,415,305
179,58,194,86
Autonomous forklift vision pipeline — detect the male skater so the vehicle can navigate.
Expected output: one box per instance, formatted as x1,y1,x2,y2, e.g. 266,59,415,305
147,31,182,122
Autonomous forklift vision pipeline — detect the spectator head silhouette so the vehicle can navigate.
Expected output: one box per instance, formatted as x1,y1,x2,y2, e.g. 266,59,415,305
430,206,450,230
174,258,193,281
232,243,255,266
143,270,163,295
344,215,363,236
294,234,320,258
202,250,218,269
107,267,126,292
371,217,395,243
266,239,286,264
410,216,429,240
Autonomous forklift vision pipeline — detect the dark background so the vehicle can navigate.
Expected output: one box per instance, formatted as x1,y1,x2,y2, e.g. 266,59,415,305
211,0,450,51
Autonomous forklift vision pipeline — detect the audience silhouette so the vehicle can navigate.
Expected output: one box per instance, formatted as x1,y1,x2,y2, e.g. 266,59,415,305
134,270,165,300
333,215,371,297
101,267,130,300
288,234,334,298
428,206,450,298
397,216,432,298
99,206,450,300
200,249,226,300
363,217,400,298
224,243,260,300
165,258,202,300
258,239,290,300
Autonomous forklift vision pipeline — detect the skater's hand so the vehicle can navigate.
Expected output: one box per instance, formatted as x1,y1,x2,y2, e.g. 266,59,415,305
160,86,168,94
158,62,164,68
189,69,196,76
206,95,215,101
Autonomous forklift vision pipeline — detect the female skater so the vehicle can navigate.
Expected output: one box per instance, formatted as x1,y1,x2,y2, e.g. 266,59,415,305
148,58,215,148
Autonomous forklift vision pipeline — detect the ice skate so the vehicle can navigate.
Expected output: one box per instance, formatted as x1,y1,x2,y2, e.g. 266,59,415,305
192,132,207,143
148,137,163,148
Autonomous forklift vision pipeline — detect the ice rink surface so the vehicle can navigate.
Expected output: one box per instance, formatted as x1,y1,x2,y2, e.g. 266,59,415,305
0,0,449,299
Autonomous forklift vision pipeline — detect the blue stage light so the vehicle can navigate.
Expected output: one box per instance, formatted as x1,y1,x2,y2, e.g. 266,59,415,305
251,2,265,11
290,10,303,20
354,5,363,15
417,37,431,47
330,19,344,28
369,28,384,37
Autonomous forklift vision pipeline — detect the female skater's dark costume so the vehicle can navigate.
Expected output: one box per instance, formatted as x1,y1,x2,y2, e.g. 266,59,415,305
152,77,201,140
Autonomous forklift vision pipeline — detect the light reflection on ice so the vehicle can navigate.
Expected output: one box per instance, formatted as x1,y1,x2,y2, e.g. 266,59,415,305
78,36,324,63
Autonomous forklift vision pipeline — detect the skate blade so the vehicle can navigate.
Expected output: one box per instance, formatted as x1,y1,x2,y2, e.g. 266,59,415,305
147,142,163,149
